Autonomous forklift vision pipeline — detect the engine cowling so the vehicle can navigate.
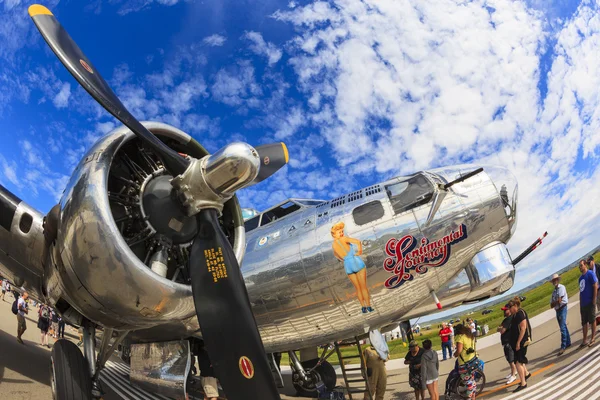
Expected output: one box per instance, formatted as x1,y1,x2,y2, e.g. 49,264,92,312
51,122,245,330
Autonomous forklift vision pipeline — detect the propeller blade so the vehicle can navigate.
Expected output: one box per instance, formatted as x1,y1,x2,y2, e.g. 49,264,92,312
189,209,280,400
28,4,189,176
252,143,289,184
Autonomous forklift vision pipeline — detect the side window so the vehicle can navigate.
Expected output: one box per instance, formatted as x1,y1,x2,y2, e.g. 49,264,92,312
352,201,385,226
244,216,260,232
386,174,434,214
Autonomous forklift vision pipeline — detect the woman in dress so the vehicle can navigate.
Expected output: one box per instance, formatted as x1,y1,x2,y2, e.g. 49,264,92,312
331,222,373,313
37,304,50,348
404,340,426,400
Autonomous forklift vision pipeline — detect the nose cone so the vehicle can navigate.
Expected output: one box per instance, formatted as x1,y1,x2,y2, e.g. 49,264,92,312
484,166,518,236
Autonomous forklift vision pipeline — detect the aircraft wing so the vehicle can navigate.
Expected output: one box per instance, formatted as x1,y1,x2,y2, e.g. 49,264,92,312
0,183,47,301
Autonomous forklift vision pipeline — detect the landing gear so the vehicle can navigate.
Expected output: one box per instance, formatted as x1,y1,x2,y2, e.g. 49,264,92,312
80,320,131,399
50,340,93,400
289,350,337,397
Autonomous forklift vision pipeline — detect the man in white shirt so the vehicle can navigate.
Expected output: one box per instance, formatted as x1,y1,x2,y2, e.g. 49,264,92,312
550,274,571,355
1,280,8,301
17,292,29,344
468,319,476,335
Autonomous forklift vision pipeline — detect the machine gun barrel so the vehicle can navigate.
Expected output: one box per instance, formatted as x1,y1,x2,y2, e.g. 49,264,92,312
512,232,548,266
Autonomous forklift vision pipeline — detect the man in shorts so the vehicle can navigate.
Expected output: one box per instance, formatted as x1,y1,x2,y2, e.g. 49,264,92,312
17,292,29,344
578,259,598,347
197,341,219,400
498,303,517,384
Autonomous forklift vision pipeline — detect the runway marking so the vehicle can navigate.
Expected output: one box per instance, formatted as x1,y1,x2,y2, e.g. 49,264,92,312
500,345,600,400
99,360,173,400
478,363,555,397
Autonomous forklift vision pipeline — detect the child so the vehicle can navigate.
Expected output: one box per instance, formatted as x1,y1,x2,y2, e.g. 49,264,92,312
420,339,439,400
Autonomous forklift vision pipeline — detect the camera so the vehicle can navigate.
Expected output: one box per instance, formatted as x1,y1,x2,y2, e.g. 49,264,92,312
466,348,475,354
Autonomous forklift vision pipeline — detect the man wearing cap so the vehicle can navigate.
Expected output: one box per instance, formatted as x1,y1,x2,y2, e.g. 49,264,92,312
497,303,517,383
550,273,571,355
578,260,597,347
439,322,452,361
589,256,600,309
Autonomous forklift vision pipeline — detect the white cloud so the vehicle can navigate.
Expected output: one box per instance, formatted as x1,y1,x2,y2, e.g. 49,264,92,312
114,0,185,15
0,155,19,186
203,34,227,47
272,0,600,292
52,82,71,109
211,61,262,106
243,31,283,65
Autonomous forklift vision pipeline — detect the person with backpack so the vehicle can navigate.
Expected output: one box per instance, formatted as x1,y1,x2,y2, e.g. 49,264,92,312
15,292,29,344
509,297,532,393
454,324,478,399
50,309,60,339
37,304,51,347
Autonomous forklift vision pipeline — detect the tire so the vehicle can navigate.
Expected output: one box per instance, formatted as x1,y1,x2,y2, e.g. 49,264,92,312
455,368,485,399
50,339,93,400
292,359,336,397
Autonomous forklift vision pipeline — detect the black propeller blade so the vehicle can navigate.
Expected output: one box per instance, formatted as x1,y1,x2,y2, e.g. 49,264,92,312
28,4,189,176
30,5,284,399
189,209,280,399
252,143,289,184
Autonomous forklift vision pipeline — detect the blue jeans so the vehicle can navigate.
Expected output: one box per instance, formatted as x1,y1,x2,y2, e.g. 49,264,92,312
442,341,452,360
556,306,571,349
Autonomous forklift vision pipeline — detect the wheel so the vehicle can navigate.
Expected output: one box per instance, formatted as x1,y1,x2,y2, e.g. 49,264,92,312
292,359,336,397
474,369,486,394
50,339,93,400
455,368,485,398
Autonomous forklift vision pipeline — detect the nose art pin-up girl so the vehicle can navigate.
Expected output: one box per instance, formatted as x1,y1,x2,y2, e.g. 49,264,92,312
331,222,373,313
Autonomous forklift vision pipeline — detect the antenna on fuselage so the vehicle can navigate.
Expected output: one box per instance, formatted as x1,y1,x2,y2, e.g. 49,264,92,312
424,168,485,227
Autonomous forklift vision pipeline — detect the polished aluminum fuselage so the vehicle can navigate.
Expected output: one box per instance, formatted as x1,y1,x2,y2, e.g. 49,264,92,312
242,168,513,351
0,122,518,353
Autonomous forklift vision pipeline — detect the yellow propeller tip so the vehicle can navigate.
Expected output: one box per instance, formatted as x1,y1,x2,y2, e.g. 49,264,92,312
28,4,53,17
281,142,289,164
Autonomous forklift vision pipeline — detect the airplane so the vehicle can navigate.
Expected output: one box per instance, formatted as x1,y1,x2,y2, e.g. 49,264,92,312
0,4,546,400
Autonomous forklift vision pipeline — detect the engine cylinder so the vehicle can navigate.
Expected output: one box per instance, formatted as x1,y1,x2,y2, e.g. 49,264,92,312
55,122,245,330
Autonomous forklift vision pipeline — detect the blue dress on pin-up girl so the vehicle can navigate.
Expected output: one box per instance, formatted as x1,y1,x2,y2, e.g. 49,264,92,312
337,240,366,275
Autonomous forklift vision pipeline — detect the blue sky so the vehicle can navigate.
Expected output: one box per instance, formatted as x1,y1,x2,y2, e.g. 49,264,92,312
1,0,600,296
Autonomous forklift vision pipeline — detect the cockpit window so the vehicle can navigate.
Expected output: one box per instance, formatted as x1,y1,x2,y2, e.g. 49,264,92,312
295,200,326,206
386,174,434,214
244,215,260,232
260,201,301,226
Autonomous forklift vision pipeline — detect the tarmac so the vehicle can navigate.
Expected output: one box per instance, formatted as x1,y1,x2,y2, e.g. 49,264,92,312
1,292,600,400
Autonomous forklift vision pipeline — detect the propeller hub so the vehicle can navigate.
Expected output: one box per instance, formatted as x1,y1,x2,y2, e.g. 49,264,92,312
142,175,198,244
171,142,260,216
204,142,260,197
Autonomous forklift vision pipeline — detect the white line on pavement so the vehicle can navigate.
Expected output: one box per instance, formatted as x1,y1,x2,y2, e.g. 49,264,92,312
501,346,600,400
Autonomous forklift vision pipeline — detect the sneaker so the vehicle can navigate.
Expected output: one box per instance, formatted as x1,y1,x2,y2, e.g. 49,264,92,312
17,338,23,344
558,348,565,356
506,375,517,384
513,384,527,393
505,373,514,380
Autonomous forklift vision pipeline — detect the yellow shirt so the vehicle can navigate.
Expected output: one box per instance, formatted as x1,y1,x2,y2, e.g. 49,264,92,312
455,334,476,365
